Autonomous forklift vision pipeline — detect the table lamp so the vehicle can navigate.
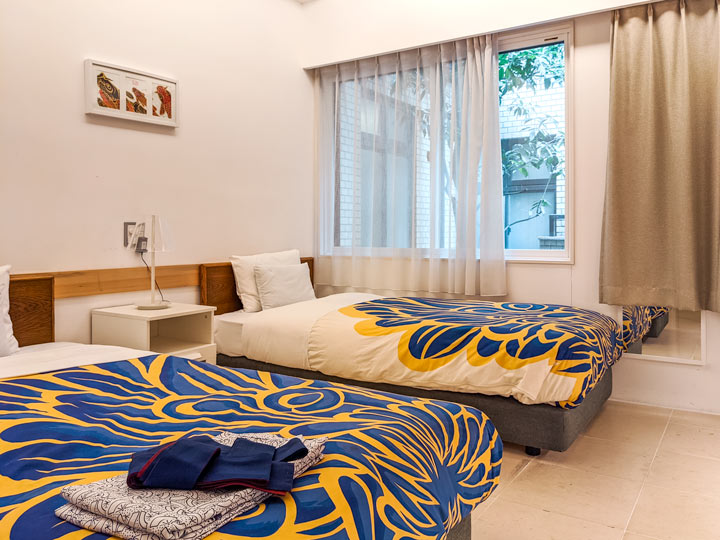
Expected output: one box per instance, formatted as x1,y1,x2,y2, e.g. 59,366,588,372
128,215,172,310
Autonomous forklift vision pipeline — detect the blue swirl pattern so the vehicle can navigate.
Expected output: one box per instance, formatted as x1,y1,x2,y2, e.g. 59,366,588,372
0,355,501,539
340,297,623,408
622,306,652,350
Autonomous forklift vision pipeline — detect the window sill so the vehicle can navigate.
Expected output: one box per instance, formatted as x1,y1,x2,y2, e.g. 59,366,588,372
505,255,573,265
321,251,574,265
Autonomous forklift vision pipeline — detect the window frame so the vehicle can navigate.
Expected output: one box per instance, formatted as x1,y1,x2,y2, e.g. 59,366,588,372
498,23,575,264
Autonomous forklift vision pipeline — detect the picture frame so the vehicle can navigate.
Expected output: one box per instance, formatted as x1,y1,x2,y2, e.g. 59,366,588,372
84,59,178,127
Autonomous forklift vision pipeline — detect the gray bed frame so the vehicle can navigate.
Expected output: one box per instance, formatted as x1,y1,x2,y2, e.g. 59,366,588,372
626,310,671,354
448,514,471,540
647,310,670,338
217,353,612,456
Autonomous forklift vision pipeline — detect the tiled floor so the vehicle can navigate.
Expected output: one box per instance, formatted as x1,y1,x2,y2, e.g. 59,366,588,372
472,401,720,540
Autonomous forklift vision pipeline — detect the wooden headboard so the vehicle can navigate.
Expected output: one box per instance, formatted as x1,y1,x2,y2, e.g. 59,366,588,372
200,258,314,315
8,275,55,346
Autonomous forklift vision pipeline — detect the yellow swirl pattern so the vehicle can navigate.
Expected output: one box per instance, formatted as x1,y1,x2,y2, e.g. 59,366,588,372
340,297,622,408
0,354,501,539
621,305,653,350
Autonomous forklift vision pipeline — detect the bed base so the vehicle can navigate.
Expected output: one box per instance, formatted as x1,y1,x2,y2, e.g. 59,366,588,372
626,338,643,354
448,514,470,540
646,311,669,339
217,354,612,453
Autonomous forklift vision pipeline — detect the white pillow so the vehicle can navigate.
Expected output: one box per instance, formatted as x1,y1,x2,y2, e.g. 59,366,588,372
230,249,300,312
254,262,316,310
0,265,19,357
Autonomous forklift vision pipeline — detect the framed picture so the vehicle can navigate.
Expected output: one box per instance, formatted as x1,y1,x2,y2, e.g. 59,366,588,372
84,59,178,127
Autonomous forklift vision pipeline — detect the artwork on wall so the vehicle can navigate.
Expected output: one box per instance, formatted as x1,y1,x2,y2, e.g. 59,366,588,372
84,59,178,127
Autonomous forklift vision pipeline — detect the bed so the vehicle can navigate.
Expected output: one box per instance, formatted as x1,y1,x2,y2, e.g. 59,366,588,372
622,305,671,353
1,274,499,540
201,260,618,455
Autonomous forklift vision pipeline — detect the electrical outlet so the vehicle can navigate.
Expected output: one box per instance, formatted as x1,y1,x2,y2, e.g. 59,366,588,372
124,222,136,248
135,236,148,253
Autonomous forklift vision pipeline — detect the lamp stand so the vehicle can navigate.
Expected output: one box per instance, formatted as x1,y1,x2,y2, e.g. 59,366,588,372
136,215,170,310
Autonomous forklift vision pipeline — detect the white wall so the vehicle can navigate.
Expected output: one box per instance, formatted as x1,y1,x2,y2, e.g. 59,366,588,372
0,0,315,341
300,0,645,67
612,311,720,413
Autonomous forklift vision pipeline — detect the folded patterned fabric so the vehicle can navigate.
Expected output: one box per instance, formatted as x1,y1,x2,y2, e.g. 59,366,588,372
55,432,326,540
128,433,309,493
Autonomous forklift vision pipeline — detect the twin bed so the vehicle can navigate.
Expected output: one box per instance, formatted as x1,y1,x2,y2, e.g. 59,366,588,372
201,260,619,455
1,274,500,539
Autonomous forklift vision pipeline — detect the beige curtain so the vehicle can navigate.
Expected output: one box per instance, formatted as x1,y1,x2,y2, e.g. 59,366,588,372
600,0,720,311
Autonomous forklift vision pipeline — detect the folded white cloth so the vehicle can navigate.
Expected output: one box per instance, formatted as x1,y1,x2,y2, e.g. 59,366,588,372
55,432,326,540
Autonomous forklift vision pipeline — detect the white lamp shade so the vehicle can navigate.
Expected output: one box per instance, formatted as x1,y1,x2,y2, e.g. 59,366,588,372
131,214,173,310
150,215,172,253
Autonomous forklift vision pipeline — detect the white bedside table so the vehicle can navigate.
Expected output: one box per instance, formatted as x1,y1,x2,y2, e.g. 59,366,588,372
91,303,217,364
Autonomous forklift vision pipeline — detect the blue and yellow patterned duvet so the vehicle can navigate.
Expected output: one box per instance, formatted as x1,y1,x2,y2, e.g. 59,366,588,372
0,354,501,539
309,298,623,409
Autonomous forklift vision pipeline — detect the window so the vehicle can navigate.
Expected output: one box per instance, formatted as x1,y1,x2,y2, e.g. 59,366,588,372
499,26,572,261
327,26,573,261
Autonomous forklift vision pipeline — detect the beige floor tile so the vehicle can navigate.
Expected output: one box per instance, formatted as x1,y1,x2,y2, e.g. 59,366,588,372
627,484,720,540
622,534,660,540
499,462,643,529
660,421,720,460
646,449,720,499
472,500,624,540
671,409,720,430
584,401,671,452
496,449,531,487
539,435,654,482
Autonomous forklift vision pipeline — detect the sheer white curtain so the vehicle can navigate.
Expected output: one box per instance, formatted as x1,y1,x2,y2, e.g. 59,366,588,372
315,35,506,297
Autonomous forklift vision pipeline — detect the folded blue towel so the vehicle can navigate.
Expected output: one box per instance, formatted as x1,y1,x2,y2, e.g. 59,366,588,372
127,434,308,493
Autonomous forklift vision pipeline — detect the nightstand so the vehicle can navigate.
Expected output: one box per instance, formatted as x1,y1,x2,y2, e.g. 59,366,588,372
91,303,217,364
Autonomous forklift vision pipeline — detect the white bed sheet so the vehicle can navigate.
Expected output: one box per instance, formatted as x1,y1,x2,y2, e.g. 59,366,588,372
214,293,379,369
0,342,154,379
